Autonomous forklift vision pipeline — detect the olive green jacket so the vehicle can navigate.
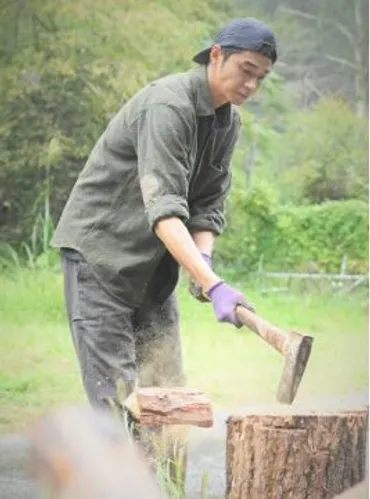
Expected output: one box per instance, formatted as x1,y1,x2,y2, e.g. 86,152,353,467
51,65,241,306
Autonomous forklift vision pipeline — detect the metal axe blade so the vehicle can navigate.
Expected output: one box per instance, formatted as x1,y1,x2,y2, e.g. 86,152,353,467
235,306,314,405
276,332,313,404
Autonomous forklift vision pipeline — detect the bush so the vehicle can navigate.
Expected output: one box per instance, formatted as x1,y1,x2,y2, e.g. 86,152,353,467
267,199,368,273
216,183,368,277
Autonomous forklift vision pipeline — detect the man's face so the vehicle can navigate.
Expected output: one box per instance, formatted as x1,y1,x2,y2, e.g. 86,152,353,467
209,46,272,106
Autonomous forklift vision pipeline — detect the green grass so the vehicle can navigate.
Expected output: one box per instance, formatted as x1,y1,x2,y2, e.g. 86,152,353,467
0,269,368,432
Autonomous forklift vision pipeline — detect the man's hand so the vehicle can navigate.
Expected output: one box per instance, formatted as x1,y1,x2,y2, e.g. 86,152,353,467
189,253,212,302
207,281,255,327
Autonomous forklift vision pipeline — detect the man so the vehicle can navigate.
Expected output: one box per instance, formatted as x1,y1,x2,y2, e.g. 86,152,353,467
51,16,277,467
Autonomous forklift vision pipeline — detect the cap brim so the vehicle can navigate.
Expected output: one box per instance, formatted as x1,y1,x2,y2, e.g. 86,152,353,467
193,47,211,64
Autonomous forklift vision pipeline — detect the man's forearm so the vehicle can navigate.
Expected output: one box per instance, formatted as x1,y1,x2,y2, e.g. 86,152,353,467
190,230,216,256
154,217,220,292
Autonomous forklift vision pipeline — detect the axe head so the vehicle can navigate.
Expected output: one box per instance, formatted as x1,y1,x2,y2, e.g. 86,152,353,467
277,333,314,404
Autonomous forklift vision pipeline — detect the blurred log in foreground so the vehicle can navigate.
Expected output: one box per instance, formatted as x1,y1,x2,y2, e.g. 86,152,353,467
29,405,165,499
226,407,368,499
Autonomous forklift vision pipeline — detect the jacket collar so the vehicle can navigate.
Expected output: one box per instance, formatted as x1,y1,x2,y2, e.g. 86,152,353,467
189,65,232,128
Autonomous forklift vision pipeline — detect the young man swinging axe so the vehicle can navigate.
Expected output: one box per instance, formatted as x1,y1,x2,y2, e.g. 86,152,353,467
51,16,312,483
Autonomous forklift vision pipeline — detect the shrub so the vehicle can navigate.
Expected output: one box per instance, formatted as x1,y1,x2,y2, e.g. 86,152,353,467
217,182,368,277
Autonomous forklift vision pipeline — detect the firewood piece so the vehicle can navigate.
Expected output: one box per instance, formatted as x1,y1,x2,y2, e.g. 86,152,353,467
226,409,368,499
124,387,213,428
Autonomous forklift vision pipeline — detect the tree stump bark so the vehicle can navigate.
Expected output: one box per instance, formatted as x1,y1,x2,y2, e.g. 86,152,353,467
226,409,368,499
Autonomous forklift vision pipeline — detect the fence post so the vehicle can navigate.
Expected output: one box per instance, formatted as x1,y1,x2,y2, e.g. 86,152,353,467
340,254,348,276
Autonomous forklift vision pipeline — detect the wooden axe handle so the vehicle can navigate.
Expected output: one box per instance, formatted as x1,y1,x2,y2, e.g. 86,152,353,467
235,305,298,356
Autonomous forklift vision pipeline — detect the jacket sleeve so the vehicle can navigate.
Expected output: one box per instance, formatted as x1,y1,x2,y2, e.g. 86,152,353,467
133,104,193,230
186,112,241,235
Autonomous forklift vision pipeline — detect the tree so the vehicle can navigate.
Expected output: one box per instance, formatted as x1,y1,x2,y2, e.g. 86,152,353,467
277,0,369,118
228,0,369,117
0,0,224,246
273,98,368,203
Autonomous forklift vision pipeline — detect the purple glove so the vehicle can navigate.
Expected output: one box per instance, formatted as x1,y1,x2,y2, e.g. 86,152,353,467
208,281,255,327
189,253,212,302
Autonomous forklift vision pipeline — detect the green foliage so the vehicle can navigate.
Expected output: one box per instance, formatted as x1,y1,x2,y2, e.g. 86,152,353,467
0,0,368,279
272,98,369,203
269,199,368,273
0,0,222,246
217,182,368,276
229,0,369,117
220,181,278,272
236,71,293,191
0,188,59,273
0,46,108,244
226,95,368,277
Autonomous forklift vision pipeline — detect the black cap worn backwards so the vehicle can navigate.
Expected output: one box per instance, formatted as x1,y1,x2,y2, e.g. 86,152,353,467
193,17,278,65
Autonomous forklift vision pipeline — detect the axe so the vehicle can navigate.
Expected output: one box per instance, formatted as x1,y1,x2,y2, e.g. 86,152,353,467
189,281,313,404
236,305,313,404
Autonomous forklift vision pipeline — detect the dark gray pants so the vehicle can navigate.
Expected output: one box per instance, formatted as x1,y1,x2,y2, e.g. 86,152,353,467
61,250,188,488
61,250,186,410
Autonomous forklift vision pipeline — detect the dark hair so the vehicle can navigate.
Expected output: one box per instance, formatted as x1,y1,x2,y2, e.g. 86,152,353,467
199,46,243,66
202,43,275,66
221,46,246,62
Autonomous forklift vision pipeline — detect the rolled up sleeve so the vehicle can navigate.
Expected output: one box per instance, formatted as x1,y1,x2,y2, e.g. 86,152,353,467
134,104,192,230
187,195,230,235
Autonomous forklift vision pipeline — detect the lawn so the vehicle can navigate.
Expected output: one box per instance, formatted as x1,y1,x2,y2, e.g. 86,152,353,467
0,269,368,432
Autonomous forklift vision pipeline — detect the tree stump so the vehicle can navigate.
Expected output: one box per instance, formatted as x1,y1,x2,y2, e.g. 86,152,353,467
226,408,368,499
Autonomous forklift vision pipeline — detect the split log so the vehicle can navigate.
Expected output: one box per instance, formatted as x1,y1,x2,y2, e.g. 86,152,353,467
226,408,368,499
124,387,213,428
